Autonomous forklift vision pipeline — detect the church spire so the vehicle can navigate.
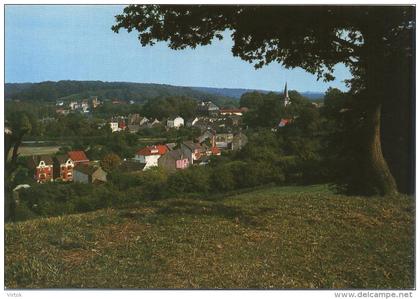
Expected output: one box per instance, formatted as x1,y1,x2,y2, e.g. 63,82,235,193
283,82,290,106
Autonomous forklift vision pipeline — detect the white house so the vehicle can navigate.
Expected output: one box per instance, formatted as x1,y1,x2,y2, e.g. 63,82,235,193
134,145,169,170
167,116,184,128
69,101,79,110
109,122,119,132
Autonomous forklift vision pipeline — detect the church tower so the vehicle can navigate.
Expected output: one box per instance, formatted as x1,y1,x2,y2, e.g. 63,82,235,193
283,82,291,107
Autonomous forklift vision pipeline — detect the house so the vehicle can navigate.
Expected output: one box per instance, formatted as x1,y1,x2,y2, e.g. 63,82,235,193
278,118,292,128
198,101,220,116
192,117,214,132
167,116,184,128
181,141,205,164
148,118,161,128
92,97,100,109
158,149,190,172
196,155,211,166
215,133,234,149
138,116,149,126
134,145,169,170
128,113,140,125
166,143,177,151
67,151,89,166
118,120,127,131
186,117,199,127
209,146,221,156
219,108,244,116
81,99,89,112
127,124,141,133
28,155,54,183
198,130,214,144
53,155,74,182
230,132,248,151
109,122,119,132
226,115,242,127
73,164,107,184
128,114,148,126
206,135,221,156
5,126,12,135
69,101,79,110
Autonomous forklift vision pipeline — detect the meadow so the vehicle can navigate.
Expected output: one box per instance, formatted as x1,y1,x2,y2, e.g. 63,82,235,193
5,185,414,289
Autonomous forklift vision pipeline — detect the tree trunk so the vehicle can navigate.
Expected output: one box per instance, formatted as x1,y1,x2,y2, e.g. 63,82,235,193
359,30,399,196
363,102,398,195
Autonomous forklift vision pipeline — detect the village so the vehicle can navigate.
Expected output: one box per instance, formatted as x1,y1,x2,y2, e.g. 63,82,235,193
19,93,272,185
13,84,303,186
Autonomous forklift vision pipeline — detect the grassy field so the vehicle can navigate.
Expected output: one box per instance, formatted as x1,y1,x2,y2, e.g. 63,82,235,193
9,145,60,158
5,185,414,289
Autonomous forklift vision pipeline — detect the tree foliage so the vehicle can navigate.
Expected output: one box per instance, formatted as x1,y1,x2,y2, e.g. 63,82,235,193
113,5,414,195
100,153,122,172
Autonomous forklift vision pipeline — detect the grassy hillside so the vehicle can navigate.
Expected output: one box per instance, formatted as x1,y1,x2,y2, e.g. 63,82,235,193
5,185,414,289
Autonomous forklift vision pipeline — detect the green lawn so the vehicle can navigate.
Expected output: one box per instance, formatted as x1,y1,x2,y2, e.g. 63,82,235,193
8,145,60,158
5,185,414,289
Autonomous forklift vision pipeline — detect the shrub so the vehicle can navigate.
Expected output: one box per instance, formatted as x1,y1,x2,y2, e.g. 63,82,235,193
14,202,37,222
167,167,210,196
210,165,235,192
137,168,169,200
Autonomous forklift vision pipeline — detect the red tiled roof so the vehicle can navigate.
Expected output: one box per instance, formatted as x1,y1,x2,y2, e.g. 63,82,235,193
210,146,221,155
68,151,89,162
137,145,169,156
278,118,292,127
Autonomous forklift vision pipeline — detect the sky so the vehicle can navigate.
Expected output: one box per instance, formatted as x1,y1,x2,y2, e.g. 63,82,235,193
5,5,352,93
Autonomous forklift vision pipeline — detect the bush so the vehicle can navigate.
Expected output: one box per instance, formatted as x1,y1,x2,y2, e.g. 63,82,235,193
137,168,169,200
167,167,210,196
210,165,235,192
14,202,38,222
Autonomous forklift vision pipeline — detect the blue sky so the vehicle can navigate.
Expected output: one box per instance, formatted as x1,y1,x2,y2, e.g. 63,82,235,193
6,5,351,92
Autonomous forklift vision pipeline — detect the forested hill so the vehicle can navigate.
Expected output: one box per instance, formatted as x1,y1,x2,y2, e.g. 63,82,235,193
5,81,324,105
5,81,238,107
191,86,325,100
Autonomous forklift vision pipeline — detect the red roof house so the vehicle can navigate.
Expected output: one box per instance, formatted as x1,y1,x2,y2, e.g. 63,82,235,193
28,155,54,183
118,120,126,130
210,146,221,156
134,145,170,170
136,145,169,156
278,118,292,128
68,151,89,166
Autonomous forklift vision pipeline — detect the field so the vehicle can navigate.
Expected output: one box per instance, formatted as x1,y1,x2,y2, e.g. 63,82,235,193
5,185,414,289
10,145,60,158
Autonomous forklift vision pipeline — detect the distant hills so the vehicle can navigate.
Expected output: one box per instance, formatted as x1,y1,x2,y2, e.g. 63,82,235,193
5,81,325,106
191,86,324,100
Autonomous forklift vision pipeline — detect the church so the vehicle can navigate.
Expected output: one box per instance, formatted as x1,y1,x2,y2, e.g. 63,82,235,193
283,82,291,107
